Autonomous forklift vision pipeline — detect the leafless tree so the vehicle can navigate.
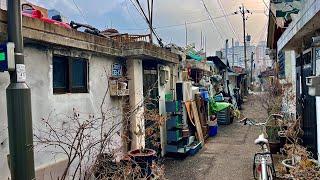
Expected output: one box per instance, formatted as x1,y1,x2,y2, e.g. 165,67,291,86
34,70,166,179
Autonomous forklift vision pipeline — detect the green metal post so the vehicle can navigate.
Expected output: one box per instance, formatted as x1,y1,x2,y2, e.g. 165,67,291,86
6,0,35,179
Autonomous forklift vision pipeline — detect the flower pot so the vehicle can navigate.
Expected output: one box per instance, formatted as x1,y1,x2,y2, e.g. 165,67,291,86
128,148,156,177
282,159,295,174
269,141,280,154
278,130,287,150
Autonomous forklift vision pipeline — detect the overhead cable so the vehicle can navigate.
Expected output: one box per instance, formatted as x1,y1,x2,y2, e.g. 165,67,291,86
217,0,240,42
200,0,224,42
132,0,163,46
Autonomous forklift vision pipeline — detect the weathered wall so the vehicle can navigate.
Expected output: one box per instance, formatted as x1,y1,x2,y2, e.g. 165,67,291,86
127,59,145,150
0,45,123,179
281,50,296,117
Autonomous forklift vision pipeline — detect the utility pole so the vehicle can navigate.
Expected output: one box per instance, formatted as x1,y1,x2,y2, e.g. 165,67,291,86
235,4,251,94
232,38,235,67
147,0,154,44
205,36,207,56
185,22,188,46
204,36,207,54
250,52,254,84
200,30,203,50
7,0,35,179
225,39,230,95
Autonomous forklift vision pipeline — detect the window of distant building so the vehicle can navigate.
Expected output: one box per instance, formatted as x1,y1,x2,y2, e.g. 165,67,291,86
53,55,88,94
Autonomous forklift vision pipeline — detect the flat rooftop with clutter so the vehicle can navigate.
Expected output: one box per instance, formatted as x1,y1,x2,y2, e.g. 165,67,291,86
0,0,180,63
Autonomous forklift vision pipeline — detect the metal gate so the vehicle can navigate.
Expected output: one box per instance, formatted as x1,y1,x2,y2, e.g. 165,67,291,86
296,49,318,158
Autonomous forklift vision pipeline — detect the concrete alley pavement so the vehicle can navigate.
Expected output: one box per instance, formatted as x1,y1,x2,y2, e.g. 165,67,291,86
164,95,268,180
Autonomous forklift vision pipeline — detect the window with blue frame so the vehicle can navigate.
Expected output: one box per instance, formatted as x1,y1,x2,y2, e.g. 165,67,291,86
53,55,88,94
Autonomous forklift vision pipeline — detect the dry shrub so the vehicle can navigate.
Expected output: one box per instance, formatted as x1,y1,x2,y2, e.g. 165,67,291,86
260,79,283,115
34,72,166,179
280,117,320,179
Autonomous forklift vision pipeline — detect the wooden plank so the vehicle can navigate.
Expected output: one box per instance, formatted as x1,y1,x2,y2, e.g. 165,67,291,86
191,101,204,146
185,101,195,127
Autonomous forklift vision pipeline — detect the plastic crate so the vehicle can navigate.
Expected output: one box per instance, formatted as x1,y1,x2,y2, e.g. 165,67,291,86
217,107,231,125
188,142,202,156
166,145,190,153
165,101,182,112
214,95,224,102
166,115,183,129
167,130,183,143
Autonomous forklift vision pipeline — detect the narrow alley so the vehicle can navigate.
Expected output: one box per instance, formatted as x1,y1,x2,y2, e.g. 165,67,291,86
1,1,320,180
165,94,267,180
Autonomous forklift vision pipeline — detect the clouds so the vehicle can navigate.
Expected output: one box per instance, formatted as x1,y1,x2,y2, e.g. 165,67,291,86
27,0,268,55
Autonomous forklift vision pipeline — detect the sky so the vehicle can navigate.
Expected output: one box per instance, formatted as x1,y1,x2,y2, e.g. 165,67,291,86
27,0,269,55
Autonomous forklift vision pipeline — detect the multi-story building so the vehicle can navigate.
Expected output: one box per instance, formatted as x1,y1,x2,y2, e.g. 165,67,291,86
255,41,273,75
221,40,255,68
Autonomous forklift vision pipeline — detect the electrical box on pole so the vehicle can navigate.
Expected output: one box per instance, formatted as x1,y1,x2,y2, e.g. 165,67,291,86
0,42,15,72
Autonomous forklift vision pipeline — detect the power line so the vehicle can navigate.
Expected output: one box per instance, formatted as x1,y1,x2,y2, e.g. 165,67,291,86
72,0,88,23
130,0,163,46
216,0,240,42
119,13,234,31
124,0,143,28
200,0,224,42
128,0,146,19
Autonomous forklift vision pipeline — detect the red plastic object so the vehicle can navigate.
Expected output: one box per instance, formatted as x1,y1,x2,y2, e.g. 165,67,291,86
22,6,71,29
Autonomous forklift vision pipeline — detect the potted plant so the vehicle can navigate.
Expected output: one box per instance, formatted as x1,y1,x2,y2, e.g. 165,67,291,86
265,115,282,154
279,118,320,178
127,99,164,178
128,148,156,177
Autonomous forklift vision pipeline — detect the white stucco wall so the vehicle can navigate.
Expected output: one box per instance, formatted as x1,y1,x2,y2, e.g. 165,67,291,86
0,45,123,179
280,51,296,117
158,65,172,156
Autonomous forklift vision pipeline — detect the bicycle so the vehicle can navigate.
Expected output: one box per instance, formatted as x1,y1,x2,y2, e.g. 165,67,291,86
240,114,283,180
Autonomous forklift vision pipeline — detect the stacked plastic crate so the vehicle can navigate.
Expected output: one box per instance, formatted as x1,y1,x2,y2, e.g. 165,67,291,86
165,101,191,154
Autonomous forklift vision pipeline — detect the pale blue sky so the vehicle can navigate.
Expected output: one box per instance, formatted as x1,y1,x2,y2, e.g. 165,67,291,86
28,0,269,55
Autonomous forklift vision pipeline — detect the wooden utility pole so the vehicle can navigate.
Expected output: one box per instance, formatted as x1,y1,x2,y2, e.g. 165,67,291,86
235,4,251,94
147,0,154,44
241,4,248,70
201,30,203,50
250,52,254,83
232,38,235,67
225,39,230,95
185,21,188,46
204,36,207,54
